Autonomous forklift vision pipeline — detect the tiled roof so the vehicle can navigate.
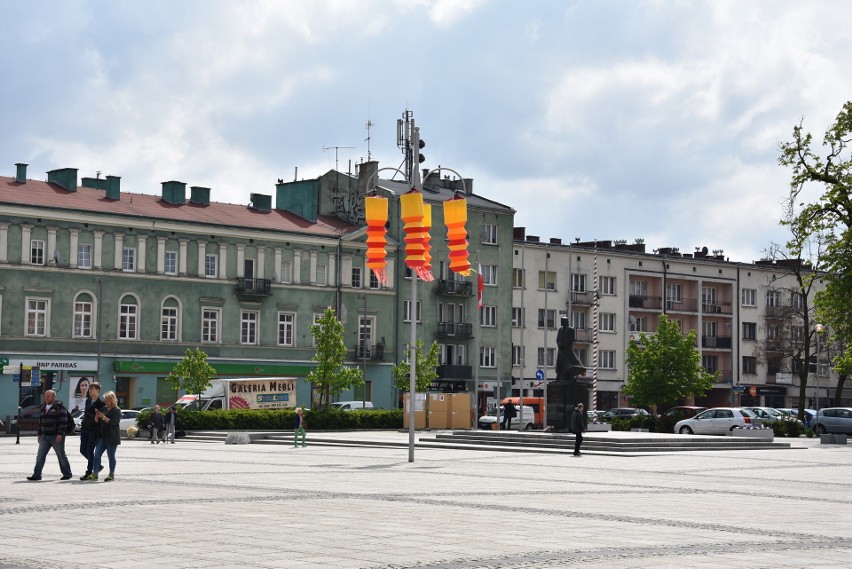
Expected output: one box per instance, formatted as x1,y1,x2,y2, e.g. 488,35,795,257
0,177,358,238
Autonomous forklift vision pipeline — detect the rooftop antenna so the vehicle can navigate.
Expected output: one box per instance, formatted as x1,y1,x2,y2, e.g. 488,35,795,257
365,120,374,161
323,145,354,172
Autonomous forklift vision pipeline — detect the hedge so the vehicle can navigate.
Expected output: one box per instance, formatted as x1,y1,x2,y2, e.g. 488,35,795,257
136,407,403,431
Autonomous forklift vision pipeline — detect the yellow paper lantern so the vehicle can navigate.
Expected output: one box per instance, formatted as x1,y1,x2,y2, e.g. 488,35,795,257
443,193,471,276
364,194,389,286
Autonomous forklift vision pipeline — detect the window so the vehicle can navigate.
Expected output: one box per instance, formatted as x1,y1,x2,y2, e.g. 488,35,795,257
571,273,586,292
481,224,497,244
481,305,497,327
599,313,616,332
73,295,93,338
480,346,496,368
538,271,556,291
791,292,804,309
741,288,756,306
281,260,292,283
26,298,49,336
351,266,362,288
743,322,757,340
359,316,375,349
78,243,92,269
122,247,136,272
512,345,524,366
118,296,138,340
703,320,717,338
205,253,218,278
742,356,757,375
666,283,682,302
161,306,178,341
766,290,782,307
511,307,523,328
512,269,524,289
537,347,556,367
481,265,498,286
164,251,177,275
629,280,647,297
538,309,557,329
403,300,422,323
571,311,586,330
241,311,259,345
369,271,381,289
202,308,220,343
600,276,616,296
316,263,327,286
353,381,372,402
278,312,295,346
30,240,45,265
702,355,718,373
629,316,646,332
600,350,616,370
792,325,804,342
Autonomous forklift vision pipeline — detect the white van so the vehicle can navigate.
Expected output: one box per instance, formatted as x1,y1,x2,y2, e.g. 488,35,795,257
478,406,535,430
330,401,375,411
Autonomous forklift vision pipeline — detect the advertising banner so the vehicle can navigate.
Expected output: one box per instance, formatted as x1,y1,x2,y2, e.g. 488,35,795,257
227,378,296,410
67,375,96,414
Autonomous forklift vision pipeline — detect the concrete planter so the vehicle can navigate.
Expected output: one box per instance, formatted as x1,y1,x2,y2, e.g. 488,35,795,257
587,423,612,432
729,429,774,440
820,434,848,445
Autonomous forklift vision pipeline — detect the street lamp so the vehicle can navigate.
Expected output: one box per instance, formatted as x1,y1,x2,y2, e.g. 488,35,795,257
358,294,368,409
94,276,103,382
815,323,824,416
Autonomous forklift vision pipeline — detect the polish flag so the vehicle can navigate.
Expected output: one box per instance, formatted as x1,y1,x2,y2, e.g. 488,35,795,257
477,263,484,310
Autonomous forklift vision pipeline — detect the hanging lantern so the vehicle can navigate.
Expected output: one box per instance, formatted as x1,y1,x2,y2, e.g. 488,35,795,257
364,194,389,286
400,189,433,281
443,192,471,275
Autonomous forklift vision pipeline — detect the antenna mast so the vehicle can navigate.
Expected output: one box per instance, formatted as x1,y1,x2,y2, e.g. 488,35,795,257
365,120,374,161
323,145,355,172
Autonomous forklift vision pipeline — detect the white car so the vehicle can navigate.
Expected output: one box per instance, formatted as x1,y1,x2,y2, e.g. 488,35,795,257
74,409,140,434
330,401,375,411
674,407,758,435
478,406,535,431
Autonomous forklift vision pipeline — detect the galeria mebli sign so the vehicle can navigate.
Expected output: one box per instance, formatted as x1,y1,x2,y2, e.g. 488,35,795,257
227,378,296,410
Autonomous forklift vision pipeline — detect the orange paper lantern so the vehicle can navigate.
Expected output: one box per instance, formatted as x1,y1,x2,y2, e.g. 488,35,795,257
443,193,471,276
400,189,433,281
423,204,433,277
364,194,389,286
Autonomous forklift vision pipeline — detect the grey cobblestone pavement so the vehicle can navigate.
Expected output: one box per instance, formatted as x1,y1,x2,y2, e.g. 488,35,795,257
1,432,850,568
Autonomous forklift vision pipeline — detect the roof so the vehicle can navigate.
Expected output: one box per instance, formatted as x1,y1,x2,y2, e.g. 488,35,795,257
376,177,515,213
0,176,359,238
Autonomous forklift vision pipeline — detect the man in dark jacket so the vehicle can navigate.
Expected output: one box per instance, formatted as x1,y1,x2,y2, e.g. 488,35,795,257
27,390,73,480
501,401,518,430
79,382,106,480
149,405,165,444
570,403,587,456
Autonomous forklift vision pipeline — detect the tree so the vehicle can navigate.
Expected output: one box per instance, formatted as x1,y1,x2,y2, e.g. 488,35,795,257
165,347,218,401
305,306,363,408
392,340,441,392
624,314,715,410
779,101,852,403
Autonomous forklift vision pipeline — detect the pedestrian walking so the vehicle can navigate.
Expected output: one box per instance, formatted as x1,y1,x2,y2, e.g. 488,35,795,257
88,391,121,481
148,405,164,444
27,390,73,481
164,405,177,443
78,382,106,480
501,401,517,430
571,403,587,456
294,407,307,448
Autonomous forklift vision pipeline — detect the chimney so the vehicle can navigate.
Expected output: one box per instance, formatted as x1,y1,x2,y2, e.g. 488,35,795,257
462,178,473,195
161,181,186,205
105,175,121,200
15,163,27,183
46,168,79,192
357,160,379,195
549,238,562,245
250,193,272,213
526,235,540,243
190,186,210,205
513,227,526,240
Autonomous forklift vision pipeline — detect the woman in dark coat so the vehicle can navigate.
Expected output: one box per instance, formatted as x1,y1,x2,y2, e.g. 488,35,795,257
88,391,121,481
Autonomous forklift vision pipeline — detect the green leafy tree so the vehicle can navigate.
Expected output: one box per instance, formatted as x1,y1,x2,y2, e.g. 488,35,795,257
306,307,364,408
165,347,218,401
779,101,852,403
392,340,441,392
624,314,715,410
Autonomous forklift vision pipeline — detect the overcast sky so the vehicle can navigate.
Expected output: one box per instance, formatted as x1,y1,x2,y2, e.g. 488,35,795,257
2,0,850,263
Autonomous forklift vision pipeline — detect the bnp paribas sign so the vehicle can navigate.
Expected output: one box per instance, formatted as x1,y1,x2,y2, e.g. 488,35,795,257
6,358,98,372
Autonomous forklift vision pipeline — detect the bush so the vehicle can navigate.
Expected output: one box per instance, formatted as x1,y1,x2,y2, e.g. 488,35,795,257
772,419,803,438
148,407,404,431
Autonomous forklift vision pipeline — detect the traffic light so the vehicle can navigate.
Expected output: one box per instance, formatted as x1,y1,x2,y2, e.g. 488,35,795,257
416,137,426,163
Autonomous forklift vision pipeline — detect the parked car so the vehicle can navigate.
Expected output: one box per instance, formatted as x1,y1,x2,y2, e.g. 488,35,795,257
602,407,650,419
741,406,795,424
478,405,535,431
674,407,758,435
660,406,706,420
74,409,139,434
330,401,375,411
777,408,816,426
813,408,852,434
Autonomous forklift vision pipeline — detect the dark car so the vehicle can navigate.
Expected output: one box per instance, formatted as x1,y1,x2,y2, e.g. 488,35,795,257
602,407,650,419
661,406,706,420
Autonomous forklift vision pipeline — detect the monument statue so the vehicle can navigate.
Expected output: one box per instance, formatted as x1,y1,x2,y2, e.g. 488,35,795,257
556,317,586,382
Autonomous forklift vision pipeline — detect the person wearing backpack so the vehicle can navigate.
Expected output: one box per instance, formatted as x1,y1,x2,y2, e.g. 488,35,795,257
27,389,73,481
79,382,106,480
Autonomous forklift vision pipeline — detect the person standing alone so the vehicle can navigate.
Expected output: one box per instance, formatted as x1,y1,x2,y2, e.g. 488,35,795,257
571,403,587,456
294,407,307,448
27,390,73,481
78,382,106,479
164,406,177,444
502,400,517,430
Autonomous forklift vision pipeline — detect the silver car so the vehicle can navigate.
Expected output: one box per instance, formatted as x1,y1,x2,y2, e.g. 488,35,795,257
814,408,852,435
674,407,758,435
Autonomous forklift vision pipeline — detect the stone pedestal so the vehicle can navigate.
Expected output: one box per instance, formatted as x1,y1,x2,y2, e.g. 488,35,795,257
546,381,589,431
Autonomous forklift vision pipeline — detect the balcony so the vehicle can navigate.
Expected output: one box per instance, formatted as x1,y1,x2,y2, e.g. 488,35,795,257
702,335,732,349
665,298,698,312
355,343,384,361
573,328,593,343
437,279,473,296
436,322,473,338
629,295,662,310
702,302,732,315
571,291,593,305
713,370,733,383
436,365,473,379
236,277,272,297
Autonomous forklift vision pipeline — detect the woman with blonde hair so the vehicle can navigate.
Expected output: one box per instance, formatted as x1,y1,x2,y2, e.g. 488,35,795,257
87,391,121,481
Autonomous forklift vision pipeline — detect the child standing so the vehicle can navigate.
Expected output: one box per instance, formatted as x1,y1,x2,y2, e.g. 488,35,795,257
294,407,306,448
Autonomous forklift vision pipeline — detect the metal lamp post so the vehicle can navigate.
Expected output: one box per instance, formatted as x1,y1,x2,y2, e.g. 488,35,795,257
358,294,368,408
815,323,824,417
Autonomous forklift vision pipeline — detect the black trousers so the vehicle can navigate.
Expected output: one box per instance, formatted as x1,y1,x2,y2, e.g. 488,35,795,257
502,417,512,430
573,431,583,453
